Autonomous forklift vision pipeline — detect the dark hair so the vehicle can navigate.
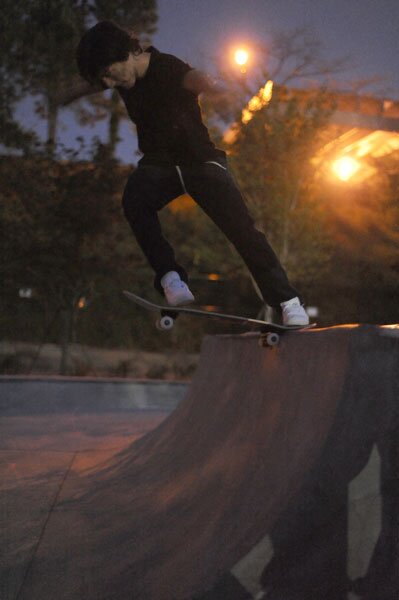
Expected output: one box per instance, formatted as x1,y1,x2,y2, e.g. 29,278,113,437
76,20,142,83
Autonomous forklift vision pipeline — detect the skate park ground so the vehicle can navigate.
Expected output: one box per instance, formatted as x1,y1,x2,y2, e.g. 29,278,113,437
1,326,398,599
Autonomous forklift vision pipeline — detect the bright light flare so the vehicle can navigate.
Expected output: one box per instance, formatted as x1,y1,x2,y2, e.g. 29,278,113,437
241,80,274,124
262,80,273,103
78,297,87,309
234,48,249,67
332,156,360,181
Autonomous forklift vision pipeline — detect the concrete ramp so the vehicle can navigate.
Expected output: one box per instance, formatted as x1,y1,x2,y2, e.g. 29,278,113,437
8,326,399,599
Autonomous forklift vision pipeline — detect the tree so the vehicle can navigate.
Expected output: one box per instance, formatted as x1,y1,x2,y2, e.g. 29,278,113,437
1,1,87,155
0,151,145,373
195,28,348,314
202,27,347,136
316,152,399,322
0,74,39,152
226,86,335,288
1,1,158,156
0,1,40,151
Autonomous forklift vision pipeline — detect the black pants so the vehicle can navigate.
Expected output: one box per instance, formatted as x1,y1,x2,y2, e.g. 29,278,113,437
122,160,300,308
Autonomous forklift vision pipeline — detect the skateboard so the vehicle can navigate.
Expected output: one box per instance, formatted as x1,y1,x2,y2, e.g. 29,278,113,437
123,290,316,347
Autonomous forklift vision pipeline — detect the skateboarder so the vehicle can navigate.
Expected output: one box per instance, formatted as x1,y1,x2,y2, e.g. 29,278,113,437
75,21,309,326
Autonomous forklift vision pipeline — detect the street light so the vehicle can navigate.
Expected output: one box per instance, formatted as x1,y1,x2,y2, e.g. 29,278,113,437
332,156,360,181
234,48,249,73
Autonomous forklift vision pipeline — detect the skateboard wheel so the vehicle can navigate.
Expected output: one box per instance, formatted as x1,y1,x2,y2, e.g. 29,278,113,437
266,332,280,346
259,332,280,347
157,315,174,330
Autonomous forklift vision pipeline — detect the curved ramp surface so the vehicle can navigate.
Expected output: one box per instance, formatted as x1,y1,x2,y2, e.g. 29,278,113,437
10,326,399,599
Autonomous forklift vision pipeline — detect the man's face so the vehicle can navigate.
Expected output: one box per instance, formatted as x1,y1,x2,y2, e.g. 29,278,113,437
100,54,137,89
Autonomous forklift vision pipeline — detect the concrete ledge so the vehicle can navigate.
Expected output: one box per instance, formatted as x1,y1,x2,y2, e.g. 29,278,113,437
0,376,188,415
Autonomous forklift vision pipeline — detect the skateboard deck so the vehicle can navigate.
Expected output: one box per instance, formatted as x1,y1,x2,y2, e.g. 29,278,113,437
123,290,316,346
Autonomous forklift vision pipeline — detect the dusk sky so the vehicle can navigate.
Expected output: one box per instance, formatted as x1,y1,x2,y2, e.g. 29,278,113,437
17,0,399,163
155,0,399,93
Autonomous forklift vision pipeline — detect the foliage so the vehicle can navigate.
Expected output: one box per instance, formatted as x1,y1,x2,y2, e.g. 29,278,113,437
1,1,87,153
91,0,157,38
198,26,348,289
0,152,149,367
203,26,348,134
319,155,399,292
0,0,158,154
0,77,39,152
4,153,151,293
0,1,40,151
225,86,336,285
161,195,243,283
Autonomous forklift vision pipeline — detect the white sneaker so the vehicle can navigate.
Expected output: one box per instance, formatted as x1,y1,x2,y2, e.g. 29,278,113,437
280,297,309,326
161,271,195,307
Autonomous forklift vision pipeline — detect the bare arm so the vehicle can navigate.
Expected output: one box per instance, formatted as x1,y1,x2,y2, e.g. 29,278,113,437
54,76,104,107
182,69,226,96
182,69,231,116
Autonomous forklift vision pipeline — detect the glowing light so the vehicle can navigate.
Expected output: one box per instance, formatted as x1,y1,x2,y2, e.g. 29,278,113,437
223,123,240,145
262,80,274,103
248,96,263,112
241,80,274,124
242,108,253,125
332,156,360,181
223,80,274,145
234,48,249,67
